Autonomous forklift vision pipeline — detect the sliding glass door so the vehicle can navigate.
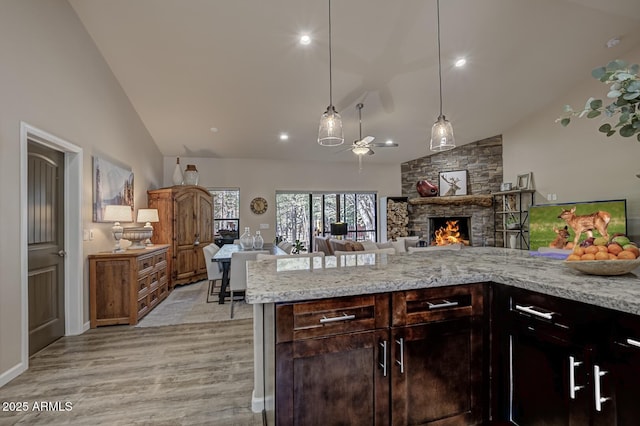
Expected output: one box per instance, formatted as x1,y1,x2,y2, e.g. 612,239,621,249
276,192,377,250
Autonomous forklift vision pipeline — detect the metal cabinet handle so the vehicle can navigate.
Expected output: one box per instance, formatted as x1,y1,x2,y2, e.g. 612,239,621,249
569,356,584,399
427,300,459,310
594,365,610,412
395,338,405,374
319,313,355,324
379,341,388,377
515,304,554,320
626,338,640,348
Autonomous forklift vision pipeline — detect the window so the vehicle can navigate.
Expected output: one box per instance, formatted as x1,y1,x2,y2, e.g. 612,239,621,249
276,191,377,250
210,188,240,242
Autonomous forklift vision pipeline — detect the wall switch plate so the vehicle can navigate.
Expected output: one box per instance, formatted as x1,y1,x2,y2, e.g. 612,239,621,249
83,229,90,241
260,223,269,229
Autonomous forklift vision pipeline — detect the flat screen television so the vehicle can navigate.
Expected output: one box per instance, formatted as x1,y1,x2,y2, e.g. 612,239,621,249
528,199,627,251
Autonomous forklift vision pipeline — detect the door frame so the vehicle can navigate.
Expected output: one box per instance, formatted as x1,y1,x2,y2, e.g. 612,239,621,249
19,122,84,365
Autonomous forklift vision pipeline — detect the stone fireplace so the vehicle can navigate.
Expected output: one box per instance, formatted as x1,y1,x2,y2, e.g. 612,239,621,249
400,135,503,247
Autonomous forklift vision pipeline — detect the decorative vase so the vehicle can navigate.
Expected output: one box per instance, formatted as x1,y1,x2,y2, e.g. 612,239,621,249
509,234,518,249
416,180,438,197
183,164,199,185
172,157,183,186
253,231,264,249
240,227,253,250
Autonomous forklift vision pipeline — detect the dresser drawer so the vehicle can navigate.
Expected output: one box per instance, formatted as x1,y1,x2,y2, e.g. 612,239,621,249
137,254,155,276
137,275,150,298
276,293,390,343
392,283,485,327
153,252,167,268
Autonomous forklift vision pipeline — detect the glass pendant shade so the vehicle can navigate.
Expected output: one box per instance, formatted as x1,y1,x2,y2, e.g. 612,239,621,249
430,115,455,152
317,105,344,146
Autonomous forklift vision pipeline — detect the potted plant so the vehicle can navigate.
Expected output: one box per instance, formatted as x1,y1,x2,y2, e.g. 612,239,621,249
292,239,306,254
558,60,640,141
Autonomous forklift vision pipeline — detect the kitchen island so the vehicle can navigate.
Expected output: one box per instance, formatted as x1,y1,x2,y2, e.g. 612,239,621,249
246,247,640,424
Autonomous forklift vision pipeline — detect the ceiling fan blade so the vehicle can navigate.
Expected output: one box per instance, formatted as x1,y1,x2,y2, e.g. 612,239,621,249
369,142,399,148
361,136,375,144
334,145,357,154
367,149,375,155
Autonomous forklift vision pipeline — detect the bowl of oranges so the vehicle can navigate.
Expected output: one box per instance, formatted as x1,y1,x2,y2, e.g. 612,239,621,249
564,235,640,276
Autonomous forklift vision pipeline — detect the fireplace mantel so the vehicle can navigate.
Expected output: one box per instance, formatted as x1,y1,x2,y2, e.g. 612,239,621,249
409,194,493,207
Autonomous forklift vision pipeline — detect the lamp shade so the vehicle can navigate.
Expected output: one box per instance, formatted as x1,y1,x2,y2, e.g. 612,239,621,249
137,208,159,224
103,205,132,223
318,106,344,146
430,115,455,152
330,222,348,236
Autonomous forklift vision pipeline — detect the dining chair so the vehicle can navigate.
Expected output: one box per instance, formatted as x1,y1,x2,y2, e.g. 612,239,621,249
202,243,223,303
277,240,294,254
229,250,268,318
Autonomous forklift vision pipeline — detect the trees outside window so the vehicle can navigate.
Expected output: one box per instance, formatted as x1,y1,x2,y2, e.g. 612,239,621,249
210,188,240,241
276,192,377,250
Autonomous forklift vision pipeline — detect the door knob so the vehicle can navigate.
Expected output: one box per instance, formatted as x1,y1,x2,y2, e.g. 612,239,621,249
57,250,67,257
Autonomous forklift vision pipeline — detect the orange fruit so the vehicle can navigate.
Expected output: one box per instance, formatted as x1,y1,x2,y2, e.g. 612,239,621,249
617,250,636,260
585,246,599,254
581,253,596,260
624,246,640,258
608,253,618,260
597,245,608,253
566,254,581,261
594,251,609,260
573,247,585,256
607,243,623,255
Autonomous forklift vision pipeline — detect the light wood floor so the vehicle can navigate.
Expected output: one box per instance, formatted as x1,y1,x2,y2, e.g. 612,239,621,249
0,319,263,425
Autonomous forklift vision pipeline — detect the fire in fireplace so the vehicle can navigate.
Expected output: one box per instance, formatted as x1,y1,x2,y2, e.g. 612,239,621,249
429,216,471,246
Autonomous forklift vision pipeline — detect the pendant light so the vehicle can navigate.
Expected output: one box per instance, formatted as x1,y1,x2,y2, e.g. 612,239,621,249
429,0,455,152
317,0,344,146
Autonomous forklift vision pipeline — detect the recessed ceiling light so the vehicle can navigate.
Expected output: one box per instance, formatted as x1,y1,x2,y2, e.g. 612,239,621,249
454,58,466,67
385,139,394,145
210,127,218,133
299,34,311,45
279,133,289,141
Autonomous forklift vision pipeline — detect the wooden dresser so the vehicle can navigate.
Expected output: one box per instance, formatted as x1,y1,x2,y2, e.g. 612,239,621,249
89,244,170,327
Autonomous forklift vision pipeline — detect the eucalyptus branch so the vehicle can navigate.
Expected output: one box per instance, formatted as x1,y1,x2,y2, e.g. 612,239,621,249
557,60,640,142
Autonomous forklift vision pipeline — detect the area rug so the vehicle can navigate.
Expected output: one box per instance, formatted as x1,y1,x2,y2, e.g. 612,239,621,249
135,279,253,327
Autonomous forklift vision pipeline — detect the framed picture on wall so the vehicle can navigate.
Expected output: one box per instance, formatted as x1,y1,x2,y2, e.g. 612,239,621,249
93,156,134,222
439,170,468,196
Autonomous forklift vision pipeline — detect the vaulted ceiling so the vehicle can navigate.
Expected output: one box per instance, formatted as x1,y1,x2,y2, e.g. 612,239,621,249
69,0,640,164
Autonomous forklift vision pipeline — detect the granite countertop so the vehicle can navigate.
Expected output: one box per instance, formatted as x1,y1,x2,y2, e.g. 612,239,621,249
245,247,640,316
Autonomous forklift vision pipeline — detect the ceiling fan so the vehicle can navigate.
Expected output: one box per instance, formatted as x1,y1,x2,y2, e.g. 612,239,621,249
350,102,398,157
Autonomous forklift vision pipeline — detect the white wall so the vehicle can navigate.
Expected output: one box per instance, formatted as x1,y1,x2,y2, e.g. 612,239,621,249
162,157,402,243
503,45,640,241
0,0,163,384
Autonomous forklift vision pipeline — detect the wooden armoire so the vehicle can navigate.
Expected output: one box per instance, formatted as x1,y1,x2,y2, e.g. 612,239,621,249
147,185,213,287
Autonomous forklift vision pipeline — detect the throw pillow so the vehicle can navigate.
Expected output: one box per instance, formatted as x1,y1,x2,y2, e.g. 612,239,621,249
352,242,365,251
361,241,379,251
390,240,406,253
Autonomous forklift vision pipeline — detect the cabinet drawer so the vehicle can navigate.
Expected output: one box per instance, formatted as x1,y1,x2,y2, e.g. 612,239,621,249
276,294,390,343
157,267,168,284
393,283,485,327
153,252,167,268
137,254,155,276
137,295,149,318
158,282,169,300
137,276,149,298
148,272,159,291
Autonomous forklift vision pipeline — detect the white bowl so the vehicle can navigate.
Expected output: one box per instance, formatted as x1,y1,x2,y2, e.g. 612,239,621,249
564,259,640,276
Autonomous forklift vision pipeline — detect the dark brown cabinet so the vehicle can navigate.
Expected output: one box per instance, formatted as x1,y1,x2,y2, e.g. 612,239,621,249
492,285,630,425
147,185,213,287
274,284,487,425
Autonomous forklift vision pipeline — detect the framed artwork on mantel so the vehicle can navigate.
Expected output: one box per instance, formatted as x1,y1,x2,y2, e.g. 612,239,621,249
439,170,468,196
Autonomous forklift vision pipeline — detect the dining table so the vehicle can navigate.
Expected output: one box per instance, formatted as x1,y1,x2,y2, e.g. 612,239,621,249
212,243,287,304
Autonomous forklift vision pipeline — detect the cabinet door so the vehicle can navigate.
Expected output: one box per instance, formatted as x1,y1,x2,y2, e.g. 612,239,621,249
508,320,590,426
276,329,389,426
391,317,483,425
593,317,640,425
195,191,213,274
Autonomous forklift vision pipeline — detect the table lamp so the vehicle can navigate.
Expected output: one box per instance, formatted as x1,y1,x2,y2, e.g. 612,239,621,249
136,208,159,246
103,205,133,252
330,222,348,239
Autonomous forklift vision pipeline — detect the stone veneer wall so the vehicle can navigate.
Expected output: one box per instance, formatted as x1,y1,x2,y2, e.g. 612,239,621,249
401,135,503,246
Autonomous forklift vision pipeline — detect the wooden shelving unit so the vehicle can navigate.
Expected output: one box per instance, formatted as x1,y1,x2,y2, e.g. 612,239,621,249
492,189,535,250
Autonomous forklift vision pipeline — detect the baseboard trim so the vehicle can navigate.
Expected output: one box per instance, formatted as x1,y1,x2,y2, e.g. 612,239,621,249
0,360,27,388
